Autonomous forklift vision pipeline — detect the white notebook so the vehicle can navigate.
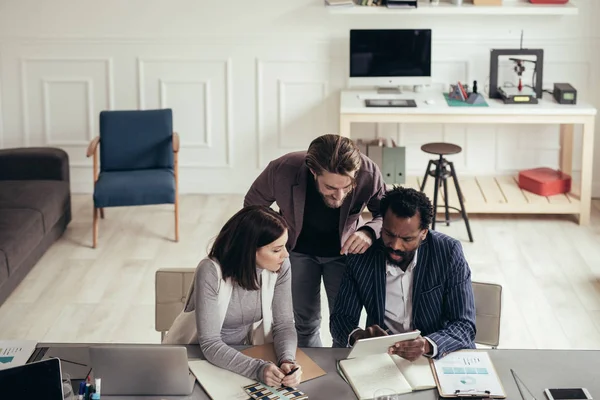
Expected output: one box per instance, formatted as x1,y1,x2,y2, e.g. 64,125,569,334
188,360,255,400
338,353,436,400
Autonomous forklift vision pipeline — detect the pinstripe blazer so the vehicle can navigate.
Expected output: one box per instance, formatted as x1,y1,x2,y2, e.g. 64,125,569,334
330,230,476,358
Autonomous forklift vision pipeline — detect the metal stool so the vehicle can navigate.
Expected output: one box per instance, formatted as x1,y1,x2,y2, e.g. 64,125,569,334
420,142,473,242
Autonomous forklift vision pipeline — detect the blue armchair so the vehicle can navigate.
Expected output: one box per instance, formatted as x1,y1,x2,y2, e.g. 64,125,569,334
86,109,179,248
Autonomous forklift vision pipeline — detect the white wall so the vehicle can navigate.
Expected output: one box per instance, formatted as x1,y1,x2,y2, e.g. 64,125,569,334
0,0,598,195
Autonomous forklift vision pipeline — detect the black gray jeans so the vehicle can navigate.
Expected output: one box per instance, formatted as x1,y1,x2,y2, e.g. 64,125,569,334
289,251,346,347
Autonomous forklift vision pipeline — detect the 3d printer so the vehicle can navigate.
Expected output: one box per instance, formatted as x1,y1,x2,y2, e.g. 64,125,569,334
489,48,544,104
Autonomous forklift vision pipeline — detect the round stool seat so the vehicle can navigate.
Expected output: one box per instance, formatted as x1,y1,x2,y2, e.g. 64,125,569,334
421,142,462,156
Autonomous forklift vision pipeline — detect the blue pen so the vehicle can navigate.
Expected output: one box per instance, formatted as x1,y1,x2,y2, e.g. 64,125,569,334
78,381,86,400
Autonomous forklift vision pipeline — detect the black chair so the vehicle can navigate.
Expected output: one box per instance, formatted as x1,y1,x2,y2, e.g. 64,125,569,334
420,142,473,242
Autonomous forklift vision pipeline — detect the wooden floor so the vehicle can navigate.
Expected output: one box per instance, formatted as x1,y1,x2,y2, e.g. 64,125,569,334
1,194,600,350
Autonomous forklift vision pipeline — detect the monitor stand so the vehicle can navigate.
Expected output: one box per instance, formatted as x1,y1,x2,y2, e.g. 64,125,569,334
377,86,403,95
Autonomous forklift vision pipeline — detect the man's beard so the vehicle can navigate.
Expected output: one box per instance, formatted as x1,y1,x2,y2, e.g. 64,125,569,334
382,242,417,268
318,190,350,209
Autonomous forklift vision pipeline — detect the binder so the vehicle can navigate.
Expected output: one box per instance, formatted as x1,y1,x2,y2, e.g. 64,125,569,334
356,139,406,186
383,146,406,185
430,351,506,399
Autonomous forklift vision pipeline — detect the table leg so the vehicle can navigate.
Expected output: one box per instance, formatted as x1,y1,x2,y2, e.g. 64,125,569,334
579,118,595,225
339,115,351,138
559,124,574,177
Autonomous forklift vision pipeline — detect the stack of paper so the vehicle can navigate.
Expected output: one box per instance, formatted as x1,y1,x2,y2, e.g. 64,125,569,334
188,359,254,400
0,340,37,371
325,0,354,6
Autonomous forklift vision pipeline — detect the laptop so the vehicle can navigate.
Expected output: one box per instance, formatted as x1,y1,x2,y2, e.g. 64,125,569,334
0,357,64,400
89,345,195,396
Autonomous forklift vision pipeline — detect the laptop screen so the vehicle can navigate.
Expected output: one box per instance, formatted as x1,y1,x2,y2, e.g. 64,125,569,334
0,358,64,400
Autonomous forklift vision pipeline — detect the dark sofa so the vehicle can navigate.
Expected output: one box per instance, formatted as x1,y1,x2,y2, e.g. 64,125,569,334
0,147,71,306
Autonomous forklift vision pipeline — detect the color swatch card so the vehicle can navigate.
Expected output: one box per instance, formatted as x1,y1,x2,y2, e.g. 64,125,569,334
244,382,308,400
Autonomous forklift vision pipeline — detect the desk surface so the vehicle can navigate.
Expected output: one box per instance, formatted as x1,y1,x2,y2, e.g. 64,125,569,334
33,343,600,400
340,90,598,116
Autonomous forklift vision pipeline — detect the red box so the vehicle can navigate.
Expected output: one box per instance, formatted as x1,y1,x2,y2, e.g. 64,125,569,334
518,168,571,196
528,0,569,4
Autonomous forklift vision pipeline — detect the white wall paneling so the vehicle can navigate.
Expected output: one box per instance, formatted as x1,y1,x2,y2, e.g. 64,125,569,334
159,80,211,148
256,58,339,169
0,0,598,195
42,78,94,146
137,58,232,168
20,57,114,147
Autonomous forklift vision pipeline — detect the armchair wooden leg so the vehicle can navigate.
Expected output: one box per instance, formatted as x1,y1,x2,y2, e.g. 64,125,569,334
93,207,99,248
174,137,179,243
174,201,179,242
99,208,104,219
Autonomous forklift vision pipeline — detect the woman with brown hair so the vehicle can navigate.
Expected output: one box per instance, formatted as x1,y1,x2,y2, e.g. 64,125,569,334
164,205,302,387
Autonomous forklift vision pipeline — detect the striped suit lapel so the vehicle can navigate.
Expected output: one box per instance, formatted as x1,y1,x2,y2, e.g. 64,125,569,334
370,246,387,326
411,233,431,320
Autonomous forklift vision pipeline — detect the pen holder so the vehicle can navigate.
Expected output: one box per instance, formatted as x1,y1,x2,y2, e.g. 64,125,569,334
62,373,75,400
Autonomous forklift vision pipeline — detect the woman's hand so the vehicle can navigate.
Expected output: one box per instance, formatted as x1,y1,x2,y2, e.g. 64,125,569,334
280,362,302,388
263,363,285,387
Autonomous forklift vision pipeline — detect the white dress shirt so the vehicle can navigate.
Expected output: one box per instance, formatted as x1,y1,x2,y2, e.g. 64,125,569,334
384,249,438,357
349,249,438,357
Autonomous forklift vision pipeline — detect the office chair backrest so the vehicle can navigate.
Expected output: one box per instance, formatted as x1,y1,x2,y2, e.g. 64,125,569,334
472,281,502,347
155,268,195,340
99,109,174,172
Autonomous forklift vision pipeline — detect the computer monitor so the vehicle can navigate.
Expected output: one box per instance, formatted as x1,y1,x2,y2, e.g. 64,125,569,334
349,29,432,91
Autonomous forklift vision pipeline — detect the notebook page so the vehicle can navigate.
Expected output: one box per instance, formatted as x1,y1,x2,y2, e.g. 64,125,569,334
188,360,255,400
392,355,436,390
339,353,412,400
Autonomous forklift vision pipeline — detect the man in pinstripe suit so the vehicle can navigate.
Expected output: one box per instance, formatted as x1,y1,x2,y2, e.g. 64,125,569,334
330,187,476,360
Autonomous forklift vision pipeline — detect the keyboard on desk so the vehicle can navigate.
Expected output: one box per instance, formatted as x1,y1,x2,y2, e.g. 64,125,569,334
365,99,417,108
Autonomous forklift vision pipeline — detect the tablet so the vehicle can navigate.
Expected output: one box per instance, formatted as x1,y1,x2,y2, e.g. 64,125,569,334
347,330,421,359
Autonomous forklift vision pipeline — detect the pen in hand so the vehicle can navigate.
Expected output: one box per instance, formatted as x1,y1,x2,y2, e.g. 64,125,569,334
281,366,299,388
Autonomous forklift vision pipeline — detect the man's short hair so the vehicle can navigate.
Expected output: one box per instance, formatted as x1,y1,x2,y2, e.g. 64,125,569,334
305,134,361,180
380,187,434,230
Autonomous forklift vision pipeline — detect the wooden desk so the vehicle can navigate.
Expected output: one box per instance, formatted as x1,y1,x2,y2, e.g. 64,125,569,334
339,90,597,224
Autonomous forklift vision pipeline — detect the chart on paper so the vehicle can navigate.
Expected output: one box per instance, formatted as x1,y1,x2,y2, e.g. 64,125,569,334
432,351,505,397
0,340,38,370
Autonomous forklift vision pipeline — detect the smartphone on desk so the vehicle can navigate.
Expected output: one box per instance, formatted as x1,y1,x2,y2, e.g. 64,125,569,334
545,388,593,400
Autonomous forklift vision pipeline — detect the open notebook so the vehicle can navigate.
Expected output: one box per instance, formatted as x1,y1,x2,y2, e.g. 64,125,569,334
338,353,436,400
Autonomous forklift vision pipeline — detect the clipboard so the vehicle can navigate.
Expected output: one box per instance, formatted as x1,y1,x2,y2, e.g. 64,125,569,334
429,350,507,399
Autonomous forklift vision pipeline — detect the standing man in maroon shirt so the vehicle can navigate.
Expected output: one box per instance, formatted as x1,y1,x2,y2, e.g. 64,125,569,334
244,134,386,347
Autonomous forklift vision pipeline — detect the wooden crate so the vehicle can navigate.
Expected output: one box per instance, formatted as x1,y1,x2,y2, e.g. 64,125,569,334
473,0,502,5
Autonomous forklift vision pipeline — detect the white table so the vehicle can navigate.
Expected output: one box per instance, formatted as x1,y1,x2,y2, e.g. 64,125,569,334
339,90,597,224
